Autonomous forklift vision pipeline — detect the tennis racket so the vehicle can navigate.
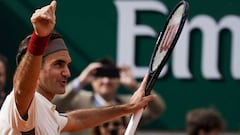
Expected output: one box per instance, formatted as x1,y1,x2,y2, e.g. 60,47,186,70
124,1,189,135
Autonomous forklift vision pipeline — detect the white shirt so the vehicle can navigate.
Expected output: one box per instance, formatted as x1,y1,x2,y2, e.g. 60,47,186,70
0,91,68,135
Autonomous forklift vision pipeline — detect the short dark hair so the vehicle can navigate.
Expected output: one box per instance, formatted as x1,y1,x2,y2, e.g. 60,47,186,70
16,32,63,66
186,108,225,135
91,116,127,135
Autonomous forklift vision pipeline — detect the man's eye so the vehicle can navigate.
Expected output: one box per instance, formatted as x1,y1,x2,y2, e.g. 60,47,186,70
55,63,63,67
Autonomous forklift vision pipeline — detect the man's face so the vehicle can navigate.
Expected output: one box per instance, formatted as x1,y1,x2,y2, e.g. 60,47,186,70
0,61,6,90
38,50,71,99
99,117,125,135
92,76,120,98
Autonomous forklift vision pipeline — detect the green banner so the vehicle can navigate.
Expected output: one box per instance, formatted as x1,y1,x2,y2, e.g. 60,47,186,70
0,0,240,131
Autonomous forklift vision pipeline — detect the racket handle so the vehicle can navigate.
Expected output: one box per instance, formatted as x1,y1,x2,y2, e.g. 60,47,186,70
124,109,144,135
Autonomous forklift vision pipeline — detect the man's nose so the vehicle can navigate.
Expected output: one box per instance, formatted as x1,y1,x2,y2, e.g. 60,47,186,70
62,67,71,78
102,77,111,83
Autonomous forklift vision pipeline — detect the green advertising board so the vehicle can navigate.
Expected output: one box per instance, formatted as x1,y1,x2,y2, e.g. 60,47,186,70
0,0,240,131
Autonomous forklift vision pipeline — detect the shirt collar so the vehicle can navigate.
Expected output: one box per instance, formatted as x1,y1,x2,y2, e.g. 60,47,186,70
36,92,56,111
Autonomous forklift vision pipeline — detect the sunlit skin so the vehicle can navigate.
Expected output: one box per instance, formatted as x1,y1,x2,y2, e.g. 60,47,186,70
91,77,120,101
37,50,71,101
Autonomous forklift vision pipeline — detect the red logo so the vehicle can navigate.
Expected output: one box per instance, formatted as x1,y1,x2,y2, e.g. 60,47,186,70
160,24,178,53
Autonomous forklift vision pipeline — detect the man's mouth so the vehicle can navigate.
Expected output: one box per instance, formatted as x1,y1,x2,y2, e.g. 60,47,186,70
59,80,67,87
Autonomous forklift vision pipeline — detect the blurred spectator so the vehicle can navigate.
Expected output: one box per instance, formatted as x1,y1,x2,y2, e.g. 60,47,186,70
53,57,165,135
91,116,126,135
0,54,8,109
186,108,225,135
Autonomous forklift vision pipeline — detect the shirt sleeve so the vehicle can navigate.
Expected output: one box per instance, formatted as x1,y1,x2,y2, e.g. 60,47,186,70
11,91,36,132
55,112,68,132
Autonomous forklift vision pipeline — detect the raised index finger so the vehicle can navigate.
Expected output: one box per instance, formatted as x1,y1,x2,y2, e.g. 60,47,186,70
50,0,57,14
139,75,149,92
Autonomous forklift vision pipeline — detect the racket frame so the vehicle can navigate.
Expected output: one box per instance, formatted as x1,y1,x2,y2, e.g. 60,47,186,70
145,0,189,96
124,1,189,135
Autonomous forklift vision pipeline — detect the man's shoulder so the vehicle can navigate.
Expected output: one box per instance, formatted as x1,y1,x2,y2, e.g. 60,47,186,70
73,89,93,99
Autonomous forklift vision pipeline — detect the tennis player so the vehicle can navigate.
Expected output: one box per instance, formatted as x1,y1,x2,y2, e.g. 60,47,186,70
0,1,156,134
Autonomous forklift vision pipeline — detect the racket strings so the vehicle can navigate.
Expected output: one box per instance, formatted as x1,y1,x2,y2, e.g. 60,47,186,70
160,24,179,53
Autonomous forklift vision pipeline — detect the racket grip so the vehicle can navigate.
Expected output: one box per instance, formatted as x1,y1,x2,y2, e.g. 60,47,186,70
124,109,144,135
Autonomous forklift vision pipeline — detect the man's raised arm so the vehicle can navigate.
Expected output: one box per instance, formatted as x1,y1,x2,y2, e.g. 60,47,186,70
13,1,57,118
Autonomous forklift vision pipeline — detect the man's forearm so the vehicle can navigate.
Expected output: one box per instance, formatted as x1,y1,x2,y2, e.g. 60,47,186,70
64,104,132,131
14,33,49,117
